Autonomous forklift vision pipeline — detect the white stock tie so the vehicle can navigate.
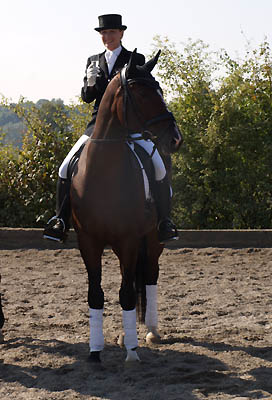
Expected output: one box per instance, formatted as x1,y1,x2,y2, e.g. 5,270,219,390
105,51,116,74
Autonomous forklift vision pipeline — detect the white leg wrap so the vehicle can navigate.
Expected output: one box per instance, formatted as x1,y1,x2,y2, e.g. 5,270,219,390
126,348,140,362
145,285,158,329
89,308,104,352
122,309,138,350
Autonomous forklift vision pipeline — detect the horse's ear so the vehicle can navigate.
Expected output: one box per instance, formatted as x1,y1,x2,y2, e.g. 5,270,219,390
126,48,138,77
143,50,161,73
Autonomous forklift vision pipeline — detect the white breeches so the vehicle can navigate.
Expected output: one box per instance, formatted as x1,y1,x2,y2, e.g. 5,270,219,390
59,134,90,179
58,134,166,181
128,134,166,181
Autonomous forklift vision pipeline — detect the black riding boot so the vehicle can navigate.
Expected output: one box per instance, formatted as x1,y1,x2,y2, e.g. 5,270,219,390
43,178,71,242
154,176,178,243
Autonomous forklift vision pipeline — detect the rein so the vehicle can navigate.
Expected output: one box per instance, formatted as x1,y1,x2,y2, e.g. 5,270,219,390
120,68,175,143
89,66,175,149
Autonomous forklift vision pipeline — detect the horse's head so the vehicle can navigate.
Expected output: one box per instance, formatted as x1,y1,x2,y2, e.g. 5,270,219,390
117,50,183,155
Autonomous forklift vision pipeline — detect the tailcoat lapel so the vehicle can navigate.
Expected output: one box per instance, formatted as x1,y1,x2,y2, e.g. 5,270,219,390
109,47,131,78
98,47,131,80
99,51,109,78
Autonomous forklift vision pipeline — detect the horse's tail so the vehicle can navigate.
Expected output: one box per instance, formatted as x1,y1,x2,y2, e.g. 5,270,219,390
135,238,147,324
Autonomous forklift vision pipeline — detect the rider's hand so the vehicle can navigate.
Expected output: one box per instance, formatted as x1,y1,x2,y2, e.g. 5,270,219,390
95,69,108,92
86,63,100,87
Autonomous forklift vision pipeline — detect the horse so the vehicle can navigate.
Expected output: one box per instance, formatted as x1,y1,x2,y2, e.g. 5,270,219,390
70,50,183,363
0,274,4,341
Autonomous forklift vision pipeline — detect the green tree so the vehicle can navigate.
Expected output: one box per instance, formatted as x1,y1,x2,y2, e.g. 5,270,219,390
0,102,26,147
0,97,93,227
1,37,272,229
204,41,272,228
153,36,272,228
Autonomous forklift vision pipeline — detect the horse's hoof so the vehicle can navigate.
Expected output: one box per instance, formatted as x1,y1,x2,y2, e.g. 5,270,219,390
117,333,125,347
88,351,101,363
125,348,141,363
146,331,161,345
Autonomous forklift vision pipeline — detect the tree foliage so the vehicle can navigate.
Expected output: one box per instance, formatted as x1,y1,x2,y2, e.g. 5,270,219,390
0,102,26,147
153,37,272,228
1,38,272,228
0,98,93,227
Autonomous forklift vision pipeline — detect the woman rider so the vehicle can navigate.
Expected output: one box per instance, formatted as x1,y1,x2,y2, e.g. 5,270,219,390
43,14,178,244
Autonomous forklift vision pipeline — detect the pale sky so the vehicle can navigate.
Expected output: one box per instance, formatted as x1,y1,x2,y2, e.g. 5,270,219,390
1,0,271,104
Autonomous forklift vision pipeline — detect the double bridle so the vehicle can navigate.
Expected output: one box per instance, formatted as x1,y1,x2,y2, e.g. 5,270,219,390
90,66,175,146
120,67,175,142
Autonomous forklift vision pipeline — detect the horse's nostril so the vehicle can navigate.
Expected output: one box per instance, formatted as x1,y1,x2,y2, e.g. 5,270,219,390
170,131,183,151
176,131,183,145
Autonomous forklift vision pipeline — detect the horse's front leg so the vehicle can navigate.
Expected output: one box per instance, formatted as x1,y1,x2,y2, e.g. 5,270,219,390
78,234,104,363
118,243,140,362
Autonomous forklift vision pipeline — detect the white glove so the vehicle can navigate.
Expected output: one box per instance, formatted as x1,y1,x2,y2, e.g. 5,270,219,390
86,63,100,87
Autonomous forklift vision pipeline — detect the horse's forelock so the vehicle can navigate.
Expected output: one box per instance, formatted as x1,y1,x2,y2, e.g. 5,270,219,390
126,64,155,83
126,50,161,82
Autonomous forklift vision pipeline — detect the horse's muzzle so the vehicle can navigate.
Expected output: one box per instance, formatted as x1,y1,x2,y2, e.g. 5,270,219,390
154,120,183,155
170,123,183,153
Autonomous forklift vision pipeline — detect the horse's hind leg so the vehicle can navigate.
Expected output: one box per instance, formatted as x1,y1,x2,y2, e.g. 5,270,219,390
144,233,163,344
145,285,161,344
117,241,141,362
77,233,104,362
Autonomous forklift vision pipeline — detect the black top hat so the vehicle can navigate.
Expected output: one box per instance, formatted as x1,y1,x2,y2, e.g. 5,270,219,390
95,14,127,32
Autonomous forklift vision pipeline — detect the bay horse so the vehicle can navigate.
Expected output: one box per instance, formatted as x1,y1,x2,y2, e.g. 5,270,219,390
0,274,4,341
71,50,183,363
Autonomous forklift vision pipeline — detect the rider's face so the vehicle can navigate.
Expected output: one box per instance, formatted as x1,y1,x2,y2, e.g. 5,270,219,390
100,29,124,51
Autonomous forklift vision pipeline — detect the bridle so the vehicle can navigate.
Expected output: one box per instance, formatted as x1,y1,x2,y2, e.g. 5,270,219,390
90,65,176,147
120,67,175,144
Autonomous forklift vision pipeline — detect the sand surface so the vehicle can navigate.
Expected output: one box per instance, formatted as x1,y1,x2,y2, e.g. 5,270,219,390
1,230,272,399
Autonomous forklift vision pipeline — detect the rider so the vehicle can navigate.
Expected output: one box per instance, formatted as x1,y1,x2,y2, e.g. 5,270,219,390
43,14,178,244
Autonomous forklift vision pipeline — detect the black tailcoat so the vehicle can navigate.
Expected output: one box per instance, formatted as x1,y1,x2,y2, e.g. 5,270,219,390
81,46,145,136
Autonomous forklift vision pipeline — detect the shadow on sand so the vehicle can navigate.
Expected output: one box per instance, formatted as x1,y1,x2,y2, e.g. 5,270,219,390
1,335,271,399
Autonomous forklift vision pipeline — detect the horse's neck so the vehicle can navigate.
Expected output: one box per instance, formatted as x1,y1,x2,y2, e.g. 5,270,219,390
84,77,127,174
92,78,126,140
